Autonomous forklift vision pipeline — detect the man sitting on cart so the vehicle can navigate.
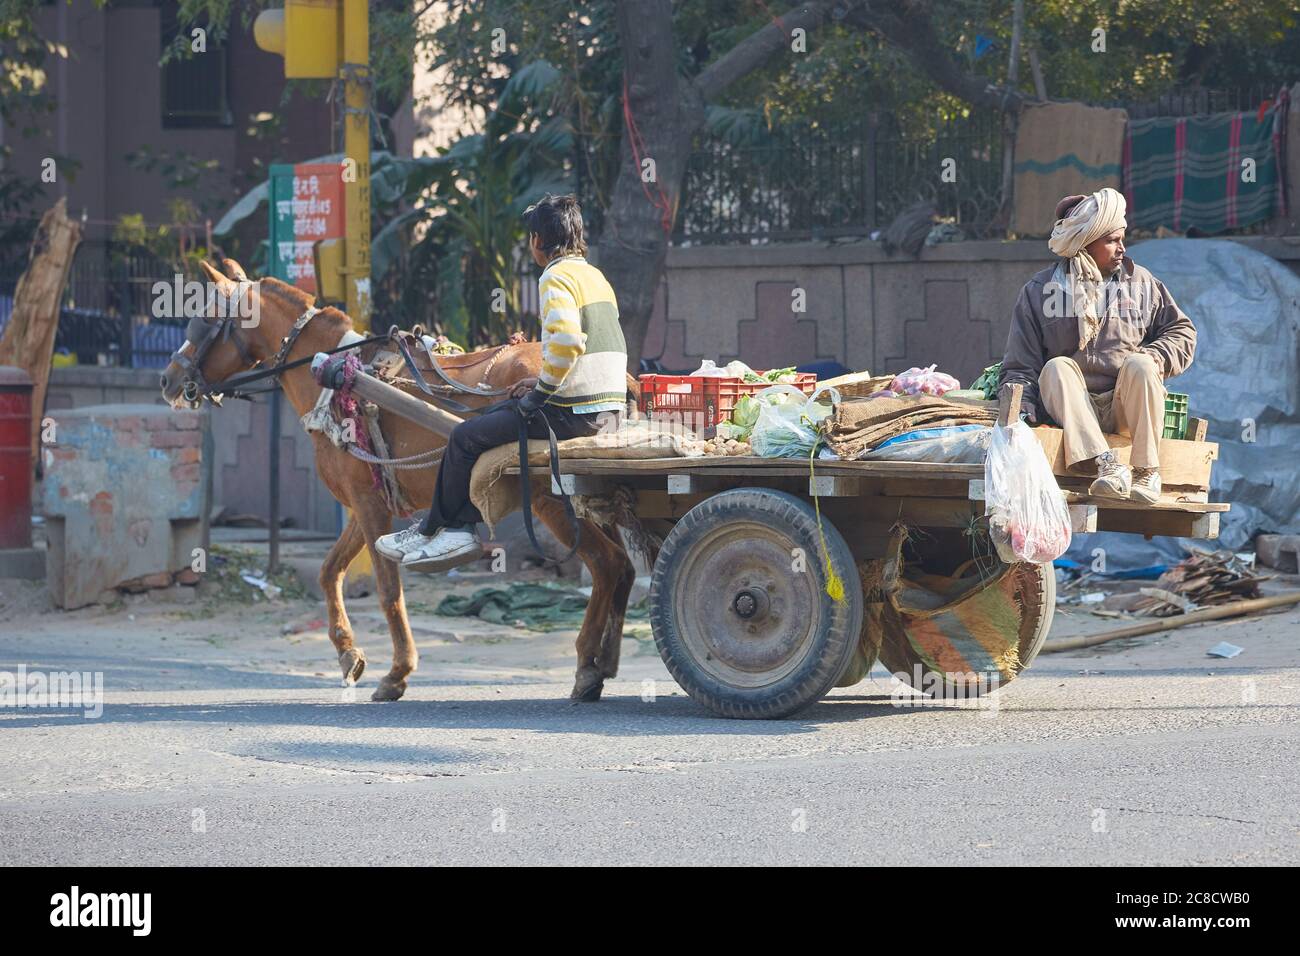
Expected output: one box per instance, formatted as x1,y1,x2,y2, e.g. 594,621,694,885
999,187,1197,504
377,194,627,571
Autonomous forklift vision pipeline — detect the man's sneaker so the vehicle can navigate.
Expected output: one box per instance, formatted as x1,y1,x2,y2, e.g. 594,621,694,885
375,521,433,561
1130,467,1162,504
401,526,482,574
1088,449,1132,499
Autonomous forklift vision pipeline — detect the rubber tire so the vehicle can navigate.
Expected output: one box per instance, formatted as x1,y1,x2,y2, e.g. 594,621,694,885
649,487,864,719
878,559,1056,698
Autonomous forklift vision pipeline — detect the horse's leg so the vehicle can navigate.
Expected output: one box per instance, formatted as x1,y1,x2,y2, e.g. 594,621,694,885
321,517,367,684
350,497,418,702
594,520,636,682
534,497,631,701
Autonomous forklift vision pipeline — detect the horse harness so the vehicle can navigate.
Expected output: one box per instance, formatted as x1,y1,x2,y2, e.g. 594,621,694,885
171,306,581,564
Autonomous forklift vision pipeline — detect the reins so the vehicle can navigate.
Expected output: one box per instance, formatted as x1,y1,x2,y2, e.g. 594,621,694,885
178,303,581,566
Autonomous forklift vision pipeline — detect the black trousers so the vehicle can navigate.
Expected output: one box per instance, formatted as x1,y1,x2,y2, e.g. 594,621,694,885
420,403,609,533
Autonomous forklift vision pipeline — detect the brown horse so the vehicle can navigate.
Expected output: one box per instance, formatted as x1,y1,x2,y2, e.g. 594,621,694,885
159,259,637,703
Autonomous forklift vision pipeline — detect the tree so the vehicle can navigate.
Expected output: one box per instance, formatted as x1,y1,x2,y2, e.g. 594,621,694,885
178,0,1300,366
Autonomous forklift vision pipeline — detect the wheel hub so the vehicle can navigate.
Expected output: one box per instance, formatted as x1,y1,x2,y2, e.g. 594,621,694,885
732,586,770,620
671,522,821,686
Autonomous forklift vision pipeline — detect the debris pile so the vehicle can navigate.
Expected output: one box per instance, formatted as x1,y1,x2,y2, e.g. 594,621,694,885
1128,547,1266,617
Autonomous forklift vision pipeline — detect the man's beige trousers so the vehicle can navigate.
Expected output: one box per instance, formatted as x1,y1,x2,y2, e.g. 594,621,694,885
1038,353,1165,471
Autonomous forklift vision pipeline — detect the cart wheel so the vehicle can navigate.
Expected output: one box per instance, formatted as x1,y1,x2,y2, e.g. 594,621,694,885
876,559,1055,698
649,488,864,719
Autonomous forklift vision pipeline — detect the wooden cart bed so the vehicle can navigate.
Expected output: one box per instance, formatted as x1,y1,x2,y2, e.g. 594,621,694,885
509,424,1227,544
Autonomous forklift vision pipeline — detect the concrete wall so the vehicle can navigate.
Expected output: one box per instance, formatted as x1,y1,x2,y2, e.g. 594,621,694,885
44,367,340,535
647,236,1300,387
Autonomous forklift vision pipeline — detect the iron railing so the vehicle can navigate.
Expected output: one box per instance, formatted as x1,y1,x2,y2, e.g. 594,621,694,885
673,112,1006,245
0,243,187,369
666,85,1287,245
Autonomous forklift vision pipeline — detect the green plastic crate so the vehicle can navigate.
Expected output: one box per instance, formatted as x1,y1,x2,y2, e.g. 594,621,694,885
1163,392,1188,440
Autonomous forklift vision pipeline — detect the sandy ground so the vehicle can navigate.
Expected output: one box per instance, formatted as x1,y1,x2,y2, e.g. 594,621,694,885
1,541,1297,865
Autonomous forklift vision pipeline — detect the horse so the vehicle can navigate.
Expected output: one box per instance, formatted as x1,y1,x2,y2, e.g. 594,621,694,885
159,259,637,703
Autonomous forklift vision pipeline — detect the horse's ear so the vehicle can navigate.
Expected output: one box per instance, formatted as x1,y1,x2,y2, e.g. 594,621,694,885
199,260,237,298
221,258,249,281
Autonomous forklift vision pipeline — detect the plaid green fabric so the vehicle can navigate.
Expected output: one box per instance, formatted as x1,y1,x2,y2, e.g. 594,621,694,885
1123,93,1288,234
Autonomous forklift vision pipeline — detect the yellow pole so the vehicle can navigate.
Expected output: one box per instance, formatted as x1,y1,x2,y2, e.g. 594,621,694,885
341,0,371,332
342,0,373,585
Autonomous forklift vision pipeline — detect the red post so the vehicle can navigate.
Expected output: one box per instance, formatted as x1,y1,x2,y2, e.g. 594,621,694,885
0,366,34,549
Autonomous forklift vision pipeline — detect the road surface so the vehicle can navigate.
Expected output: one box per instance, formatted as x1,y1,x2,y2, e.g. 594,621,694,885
2,565,1297,866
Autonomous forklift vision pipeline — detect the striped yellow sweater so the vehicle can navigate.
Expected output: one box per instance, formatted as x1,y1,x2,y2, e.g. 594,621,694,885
535,256,627,413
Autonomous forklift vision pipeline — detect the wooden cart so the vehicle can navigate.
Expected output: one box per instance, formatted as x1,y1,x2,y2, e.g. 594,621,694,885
516,407,1227,719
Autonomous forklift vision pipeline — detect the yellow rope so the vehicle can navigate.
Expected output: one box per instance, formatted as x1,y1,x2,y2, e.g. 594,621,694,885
808,440,846,603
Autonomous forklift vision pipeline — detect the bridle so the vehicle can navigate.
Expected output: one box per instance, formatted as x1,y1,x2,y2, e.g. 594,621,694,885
169,305,388,406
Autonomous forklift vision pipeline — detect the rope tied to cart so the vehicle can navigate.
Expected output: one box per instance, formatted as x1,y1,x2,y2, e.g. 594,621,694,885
808,438,846,604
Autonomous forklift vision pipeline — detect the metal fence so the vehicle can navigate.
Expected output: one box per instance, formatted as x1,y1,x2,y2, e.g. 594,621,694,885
0,243,186,369
675,111,1006,244
670,85,1286,246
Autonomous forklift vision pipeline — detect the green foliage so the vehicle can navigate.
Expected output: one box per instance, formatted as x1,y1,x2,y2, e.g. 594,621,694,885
0,0,71,266
372,60,574,344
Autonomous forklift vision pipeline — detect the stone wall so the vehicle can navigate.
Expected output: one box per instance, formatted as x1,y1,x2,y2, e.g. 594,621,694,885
646,236,1300,387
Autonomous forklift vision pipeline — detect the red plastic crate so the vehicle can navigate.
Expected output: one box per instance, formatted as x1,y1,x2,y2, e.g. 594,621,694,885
637,372,817,434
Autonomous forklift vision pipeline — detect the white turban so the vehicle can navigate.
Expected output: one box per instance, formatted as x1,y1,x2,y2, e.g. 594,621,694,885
1047,187,1127,350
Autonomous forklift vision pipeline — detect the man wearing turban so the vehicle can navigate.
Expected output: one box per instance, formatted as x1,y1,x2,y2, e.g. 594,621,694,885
999,188,1197,503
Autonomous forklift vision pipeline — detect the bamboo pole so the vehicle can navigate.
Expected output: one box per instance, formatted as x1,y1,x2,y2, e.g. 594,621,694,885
1041,591,1300,653
349,371,465,439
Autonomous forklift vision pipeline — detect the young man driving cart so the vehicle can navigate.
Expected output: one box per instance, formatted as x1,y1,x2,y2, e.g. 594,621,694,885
376,194,627,572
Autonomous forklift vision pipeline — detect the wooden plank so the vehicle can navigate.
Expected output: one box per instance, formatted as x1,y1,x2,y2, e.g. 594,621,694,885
974,475,1226,515
0,198,82,465
1060,491,1229,513
1031,426,1216,490
1069,503,1098,533
997,382,1023,426
810,475,861,497
1097,509,1220,539
1188,417,1209,443
519,456,986,480
552,473,611,496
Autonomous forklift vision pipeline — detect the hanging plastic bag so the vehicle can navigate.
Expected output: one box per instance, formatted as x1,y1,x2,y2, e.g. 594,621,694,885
983,420,1072,563
888,364,961,396
749,384,839,458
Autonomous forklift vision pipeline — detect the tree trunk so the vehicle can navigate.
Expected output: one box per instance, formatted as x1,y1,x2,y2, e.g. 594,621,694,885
0,197,83,466
597,0,702,373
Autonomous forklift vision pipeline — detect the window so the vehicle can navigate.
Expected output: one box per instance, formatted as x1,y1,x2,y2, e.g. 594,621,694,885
159,2,232,128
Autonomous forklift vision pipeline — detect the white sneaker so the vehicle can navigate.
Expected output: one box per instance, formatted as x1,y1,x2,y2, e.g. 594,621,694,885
1130,467,1162,504
1088,449,1132,499
375,521,432,561
400,527,481,573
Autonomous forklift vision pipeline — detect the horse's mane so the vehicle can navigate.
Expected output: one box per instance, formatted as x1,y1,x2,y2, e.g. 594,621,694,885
258,276,352,333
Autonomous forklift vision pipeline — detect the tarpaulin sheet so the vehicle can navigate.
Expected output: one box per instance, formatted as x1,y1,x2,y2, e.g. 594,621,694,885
1066,238,1300,568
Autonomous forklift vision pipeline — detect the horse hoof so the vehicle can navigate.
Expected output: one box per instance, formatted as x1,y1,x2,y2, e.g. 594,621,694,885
339,648,367,685
570,670,604,702
371,678,407,702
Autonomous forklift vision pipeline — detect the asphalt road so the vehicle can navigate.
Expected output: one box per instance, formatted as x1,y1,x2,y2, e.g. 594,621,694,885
2,575,1298,866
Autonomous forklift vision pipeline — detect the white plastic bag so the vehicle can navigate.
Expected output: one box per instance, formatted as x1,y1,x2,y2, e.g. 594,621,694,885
749,384,839,458
983,421,1072,563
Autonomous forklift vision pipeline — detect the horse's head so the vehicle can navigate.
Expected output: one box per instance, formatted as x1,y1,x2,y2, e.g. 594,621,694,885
159,259,260,408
